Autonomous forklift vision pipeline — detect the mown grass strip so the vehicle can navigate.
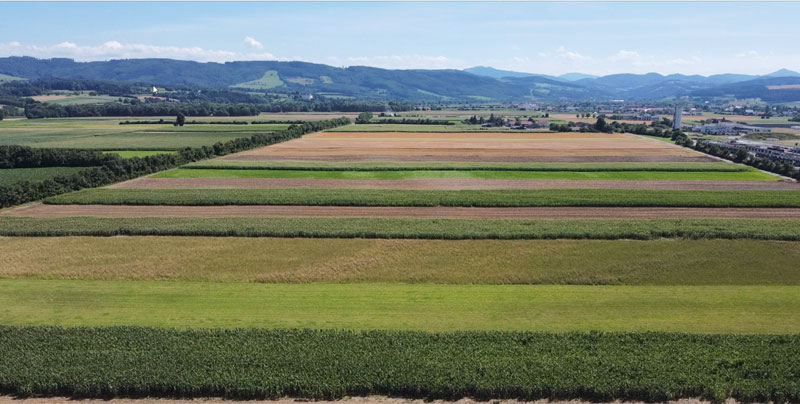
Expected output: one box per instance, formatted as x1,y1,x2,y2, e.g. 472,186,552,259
3,237,800,285
2,326,798,402
3,217,800,240
1,281,799,334
186,160,750,172
153,168,777,181
45,188,800,208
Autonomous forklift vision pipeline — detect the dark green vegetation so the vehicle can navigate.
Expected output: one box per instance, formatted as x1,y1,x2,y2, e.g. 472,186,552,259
3,237,800,285
154,168,777,181
0,167,91,186
186,160,749,172
46,188,800,208
4,216,800,240
0,118,351,208
1,282,799,333
1,326,799,401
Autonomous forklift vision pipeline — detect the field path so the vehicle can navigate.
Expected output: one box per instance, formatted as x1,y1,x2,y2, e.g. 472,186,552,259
7,204,800,219
109,177,800,191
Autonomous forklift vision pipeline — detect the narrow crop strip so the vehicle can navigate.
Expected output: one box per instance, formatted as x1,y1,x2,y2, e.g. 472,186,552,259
44,188,800,208
3,217,800,240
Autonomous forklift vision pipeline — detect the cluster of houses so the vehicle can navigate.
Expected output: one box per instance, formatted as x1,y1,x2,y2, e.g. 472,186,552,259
692,122,771,136
704,140,800,166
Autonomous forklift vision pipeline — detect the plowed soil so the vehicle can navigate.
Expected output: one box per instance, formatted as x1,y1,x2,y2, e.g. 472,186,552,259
110,177,800,191
8,204,800,219
225,132,703,161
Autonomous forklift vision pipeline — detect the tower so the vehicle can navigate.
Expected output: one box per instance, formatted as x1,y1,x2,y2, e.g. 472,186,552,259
673,106,682,130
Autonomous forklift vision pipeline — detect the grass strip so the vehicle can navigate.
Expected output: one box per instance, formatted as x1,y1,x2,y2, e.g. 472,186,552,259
3,217,800,240
3,237,800,285
153,168,776,181
2,326,798,402
1,281,799,334
186,160,750,172
44,188,800,208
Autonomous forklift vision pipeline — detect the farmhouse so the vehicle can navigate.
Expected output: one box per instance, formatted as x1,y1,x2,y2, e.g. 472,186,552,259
692,122,770,135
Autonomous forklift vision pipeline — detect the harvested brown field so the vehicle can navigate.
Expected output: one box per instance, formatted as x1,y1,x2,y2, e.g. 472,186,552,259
226,132,702,162
109,177,800,191
7,203,800,219
221,154,718,163
30,95,69,102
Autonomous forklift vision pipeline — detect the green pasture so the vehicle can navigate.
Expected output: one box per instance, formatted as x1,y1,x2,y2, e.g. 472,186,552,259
0,279,797,333
154,167,777,181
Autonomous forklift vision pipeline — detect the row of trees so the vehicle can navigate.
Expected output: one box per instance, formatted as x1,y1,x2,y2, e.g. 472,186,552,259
23,102,262,119
0,117,352,208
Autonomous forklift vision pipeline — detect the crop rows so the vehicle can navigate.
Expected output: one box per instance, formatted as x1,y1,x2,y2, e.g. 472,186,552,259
45,188,800,208
3,216,800,240
0,326,798,402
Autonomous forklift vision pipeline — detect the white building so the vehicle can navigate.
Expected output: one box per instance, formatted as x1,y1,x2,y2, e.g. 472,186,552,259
692,122,770,136
673,107,682,130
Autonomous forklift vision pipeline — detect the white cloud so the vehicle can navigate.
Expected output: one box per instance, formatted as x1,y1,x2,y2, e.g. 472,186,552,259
328,54,465,70
243,36,263,50
0,41,238,62
609,50,639,62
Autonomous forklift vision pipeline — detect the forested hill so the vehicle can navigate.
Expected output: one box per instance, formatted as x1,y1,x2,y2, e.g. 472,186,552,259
0,57,528,101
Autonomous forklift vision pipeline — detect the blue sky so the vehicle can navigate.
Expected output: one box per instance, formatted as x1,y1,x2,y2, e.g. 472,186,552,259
1,2,798,76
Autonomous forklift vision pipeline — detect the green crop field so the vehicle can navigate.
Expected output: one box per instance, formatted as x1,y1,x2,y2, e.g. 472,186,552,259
3,217,800,240
0,118,289,149
154,167,777,181
0,167,92,185
2,237,800,285
45,188,800,207
231,70,285,89
41,94,120,105
1,280,798,333
3,326,797,402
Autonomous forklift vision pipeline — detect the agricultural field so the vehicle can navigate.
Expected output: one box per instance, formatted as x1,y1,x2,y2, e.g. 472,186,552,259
0,117,290,150
2,123,800,402
0,166,91,185
31,92,120,105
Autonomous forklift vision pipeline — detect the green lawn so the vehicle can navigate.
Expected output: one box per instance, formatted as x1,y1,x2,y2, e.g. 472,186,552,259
0,279,798,333
154,168,777,181
2,237,800,285
0,167,92,185
45,188,800,208
3,217,800,241
188,159,749,172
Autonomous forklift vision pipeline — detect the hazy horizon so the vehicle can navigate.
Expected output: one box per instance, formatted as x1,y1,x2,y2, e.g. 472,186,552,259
1,2,798,76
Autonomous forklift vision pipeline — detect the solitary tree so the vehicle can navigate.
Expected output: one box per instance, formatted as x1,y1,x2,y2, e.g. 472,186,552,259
176,112,186,127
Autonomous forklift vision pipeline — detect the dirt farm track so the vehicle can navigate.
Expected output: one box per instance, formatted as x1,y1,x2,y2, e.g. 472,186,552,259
7,204,800,219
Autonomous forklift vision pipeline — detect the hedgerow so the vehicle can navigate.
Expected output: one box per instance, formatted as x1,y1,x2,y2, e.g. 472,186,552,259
0,117,351,208
45,188,800,208
0,326,798,402
3,217,800,240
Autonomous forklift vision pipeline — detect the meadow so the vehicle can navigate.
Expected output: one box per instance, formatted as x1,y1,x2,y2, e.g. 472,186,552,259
1,280,798,333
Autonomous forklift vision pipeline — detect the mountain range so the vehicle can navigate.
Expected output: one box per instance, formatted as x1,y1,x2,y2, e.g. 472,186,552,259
1,56,799,103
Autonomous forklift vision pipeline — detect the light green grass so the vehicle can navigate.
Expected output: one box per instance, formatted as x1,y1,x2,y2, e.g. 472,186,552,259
2,237,800,285
0,73,25,83
102,150,175,158
154,168,778,181
188,159,749,172
0,279,797,333
0,167,91,185
44,95,120,105
3,217,800,241
231,70,284,90
46,188,800,208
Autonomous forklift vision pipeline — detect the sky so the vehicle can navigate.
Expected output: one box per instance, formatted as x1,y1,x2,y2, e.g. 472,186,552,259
0,2,798,77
